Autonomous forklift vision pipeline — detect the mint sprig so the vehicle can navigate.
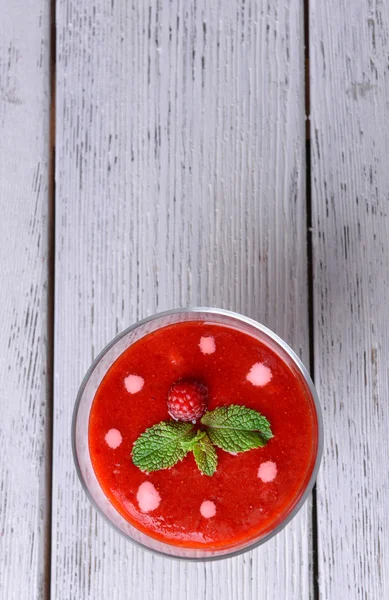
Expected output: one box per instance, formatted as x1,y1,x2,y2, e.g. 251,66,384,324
192,431,218,476
180,429,206,451
131,405,273,476
132,421,196,472
201,405,273,453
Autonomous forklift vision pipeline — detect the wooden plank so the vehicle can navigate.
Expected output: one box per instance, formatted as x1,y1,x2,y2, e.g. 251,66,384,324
53,1,309,598
0,1,51,598
310,0,389,597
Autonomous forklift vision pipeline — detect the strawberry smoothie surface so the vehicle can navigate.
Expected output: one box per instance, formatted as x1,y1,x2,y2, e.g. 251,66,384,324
88,320,319,550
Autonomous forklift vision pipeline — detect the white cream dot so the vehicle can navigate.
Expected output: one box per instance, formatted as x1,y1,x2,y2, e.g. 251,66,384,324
105,429,122,449
200,500,216,518
246,362,272,387
258,461,277,483
199,336,216,355
124,374,144,394
137,481,161,513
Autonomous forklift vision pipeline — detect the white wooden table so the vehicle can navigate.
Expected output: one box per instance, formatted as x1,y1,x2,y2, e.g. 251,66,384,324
1,1,388,598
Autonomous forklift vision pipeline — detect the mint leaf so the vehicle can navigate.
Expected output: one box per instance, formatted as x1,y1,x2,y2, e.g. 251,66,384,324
201,405,273,453
180,429,207,452
193,432,218,476
132,421,196,472
132,405,273,475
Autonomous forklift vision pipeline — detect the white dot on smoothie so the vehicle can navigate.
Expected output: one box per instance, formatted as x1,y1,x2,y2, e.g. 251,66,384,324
199,336,216,355
246,362,272,387
200,500,216,518
137,481,161,513
105,429,122,449
124,374,144,394
258,461,277,483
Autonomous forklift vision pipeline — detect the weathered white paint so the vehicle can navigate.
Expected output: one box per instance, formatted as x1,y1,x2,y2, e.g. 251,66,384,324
53,1,309,599
310,0,389,597
0,0,51,598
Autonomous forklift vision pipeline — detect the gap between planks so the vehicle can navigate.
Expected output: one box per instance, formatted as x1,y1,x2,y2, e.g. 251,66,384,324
304,0,319,596
44,0,57,597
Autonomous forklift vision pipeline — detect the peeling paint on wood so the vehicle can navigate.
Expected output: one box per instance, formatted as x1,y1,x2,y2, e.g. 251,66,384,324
310,0,389,597
0,1,51,599
53,0,310,598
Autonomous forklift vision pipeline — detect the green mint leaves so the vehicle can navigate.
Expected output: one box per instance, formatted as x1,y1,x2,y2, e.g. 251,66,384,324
201,405,273,453
132,421,197,472
192,431,218,476
131,405,273,477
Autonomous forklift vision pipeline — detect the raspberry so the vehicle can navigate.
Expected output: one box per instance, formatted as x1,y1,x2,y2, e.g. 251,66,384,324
167,381,208,423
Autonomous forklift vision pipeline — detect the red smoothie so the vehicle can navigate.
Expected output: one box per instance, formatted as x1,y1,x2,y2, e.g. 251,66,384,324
88,321,318,550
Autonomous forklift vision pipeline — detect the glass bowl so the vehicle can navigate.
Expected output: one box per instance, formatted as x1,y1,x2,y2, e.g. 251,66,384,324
72,307,323,560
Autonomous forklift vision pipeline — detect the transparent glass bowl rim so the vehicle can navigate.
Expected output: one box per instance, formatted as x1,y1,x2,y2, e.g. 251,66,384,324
72,306,324,561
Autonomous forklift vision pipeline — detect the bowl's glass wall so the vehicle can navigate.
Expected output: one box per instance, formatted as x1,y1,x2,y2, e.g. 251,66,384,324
72,308,323,560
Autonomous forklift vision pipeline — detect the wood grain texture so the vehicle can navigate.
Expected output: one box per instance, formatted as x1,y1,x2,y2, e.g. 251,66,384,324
310,0,389,597
0,0,51,598
53,1,309,598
